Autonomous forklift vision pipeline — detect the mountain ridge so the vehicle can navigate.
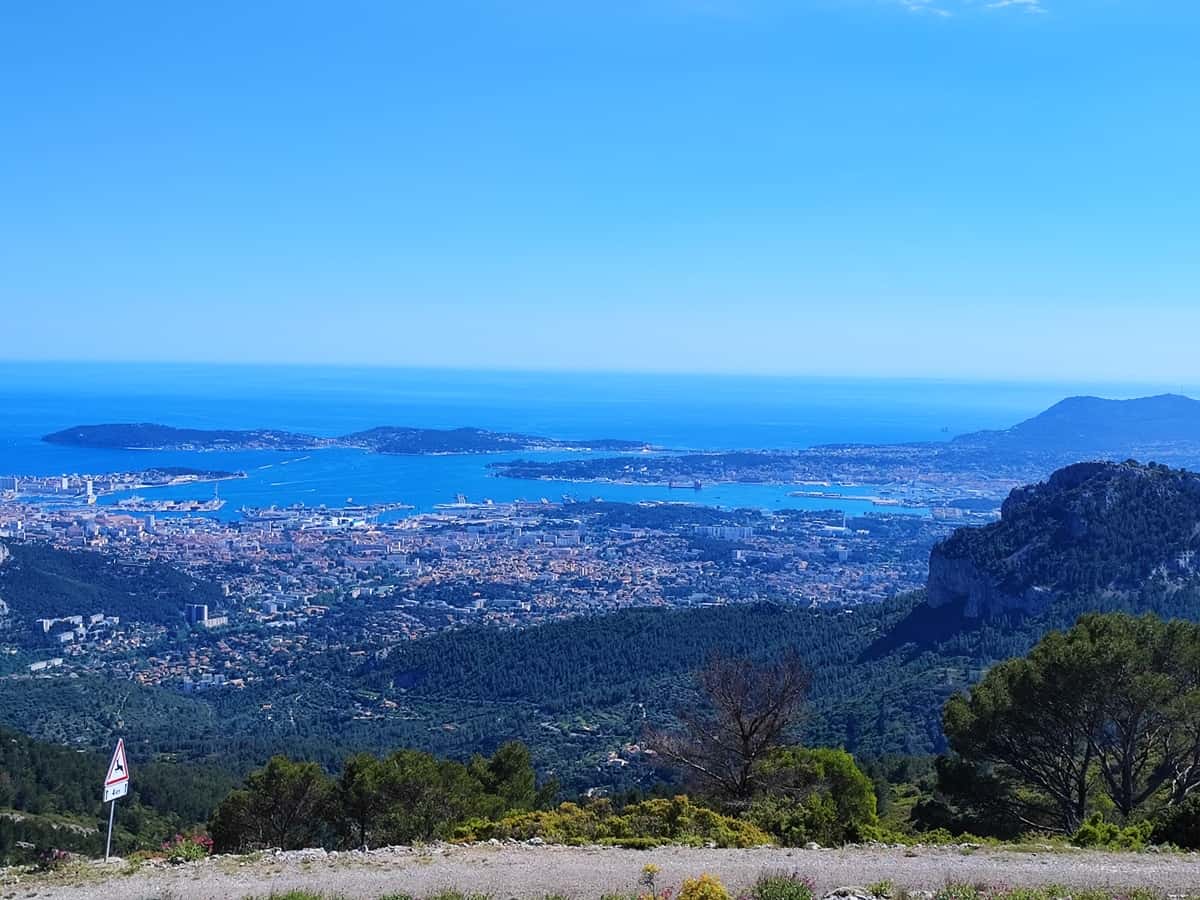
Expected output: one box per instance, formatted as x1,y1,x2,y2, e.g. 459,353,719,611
953,393,1200,452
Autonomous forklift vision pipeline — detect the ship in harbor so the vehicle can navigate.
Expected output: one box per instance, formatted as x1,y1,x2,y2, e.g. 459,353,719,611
114,495,226,513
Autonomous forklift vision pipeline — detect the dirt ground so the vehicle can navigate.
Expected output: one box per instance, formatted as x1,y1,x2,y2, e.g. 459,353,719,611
10,843,1200,900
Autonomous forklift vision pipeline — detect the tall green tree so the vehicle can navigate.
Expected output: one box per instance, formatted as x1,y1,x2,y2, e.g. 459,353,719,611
943,629,1099,833
470,741,538,813
375,750,490,844
209,756,333,852
943,613,1200,833
1070,614,1200,818
336,753,386,849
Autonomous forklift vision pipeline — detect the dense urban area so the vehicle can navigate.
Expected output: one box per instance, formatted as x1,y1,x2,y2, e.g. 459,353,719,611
0,469,980,693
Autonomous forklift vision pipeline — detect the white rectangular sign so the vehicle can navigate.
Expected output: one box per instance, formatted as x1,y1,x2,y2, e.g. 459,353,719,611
104,780,129,802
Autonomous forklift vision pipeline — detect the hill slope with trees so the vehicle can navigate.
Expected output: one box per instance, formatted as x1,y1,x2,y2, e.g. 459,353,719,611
0,541,222,626
926,460,1200,618
7,461,1200,799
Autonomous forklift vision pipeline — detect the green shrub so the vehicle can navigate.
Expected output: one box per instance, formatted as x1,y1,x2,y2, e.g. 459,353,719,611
752,871,816,900
465,796,770,848
162,833,213,863
932,885,981,900
1071,812,1153,850
748,747,878,847
1151,793,1200,848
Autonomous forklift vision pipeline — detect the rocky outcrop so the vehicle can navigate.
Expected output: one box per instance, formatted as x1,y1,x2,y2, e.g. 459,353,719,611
926,550,1052,619
925,460,1200,621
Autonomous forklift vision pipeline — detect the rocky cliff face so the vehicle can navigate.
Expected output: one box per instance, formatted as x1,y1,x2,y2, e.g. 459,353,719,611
925,460,1200,620
926,551,1053,618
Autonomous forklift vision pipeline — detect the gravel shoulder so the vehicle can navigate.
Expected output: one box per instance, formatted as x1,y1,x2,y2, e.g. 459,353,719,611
10,844,1200,900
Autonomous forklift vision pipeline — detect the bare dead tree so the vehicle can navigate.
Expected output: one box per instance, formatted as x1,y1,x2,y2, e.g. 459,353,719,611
647,651,811,808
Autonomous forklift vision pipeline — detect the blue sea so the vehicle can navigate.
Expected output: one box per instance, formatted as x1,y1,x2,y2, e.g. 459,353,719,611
0,363,1189,520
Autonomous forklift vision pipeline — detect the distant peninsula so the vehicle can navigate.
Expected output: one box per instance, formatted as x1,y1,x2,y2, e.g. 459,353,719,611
489,394,1200,492
42,423,653,455
952,393,1200,452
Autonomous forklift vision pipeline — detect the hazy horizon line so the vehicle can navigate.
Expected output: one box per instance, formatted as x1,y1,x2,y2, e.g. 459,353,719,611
1,356,1196,392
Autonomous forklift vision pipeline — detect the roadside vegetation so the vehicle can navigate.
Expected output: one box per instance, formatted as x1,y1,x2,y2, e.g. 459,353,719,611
9,611,1200,868
192,611,1200,858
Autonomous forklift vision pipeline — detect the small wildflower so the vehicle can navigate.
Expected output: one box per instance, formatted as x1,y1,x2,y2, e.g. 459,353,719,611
641,864,662,888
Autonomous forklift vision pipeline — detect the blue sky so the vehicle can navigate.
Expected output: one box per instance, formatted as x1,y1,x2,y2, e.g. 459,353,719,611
2,1,1197,378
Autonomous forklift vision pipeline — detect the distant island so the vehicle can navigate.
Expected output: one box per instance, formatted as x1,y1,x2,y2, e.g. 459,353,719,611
489,394,1200,493
137,465,245,482
42,423,654,455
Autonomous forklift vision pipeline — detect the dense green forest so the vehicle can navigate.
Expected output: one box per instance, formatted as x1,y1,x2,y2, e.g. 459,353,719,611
0,541,221,625
17,611,1200,863
0,725,236,863
7,572,1200,800
7,577,1200,798
935,460,1200,598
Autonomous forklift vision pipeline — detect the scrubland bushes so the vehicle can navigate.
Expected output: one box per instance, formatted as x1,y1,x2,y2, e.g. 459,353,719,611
210,742,552,853
207,742,873,853
460,796,770,848
205,614,1200,858
747,748,877,847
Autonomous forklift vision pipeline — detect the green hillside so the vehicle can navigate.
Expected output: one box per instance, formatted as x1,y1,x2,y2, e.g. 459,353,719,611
7,461,1200,796
0,725,236,863
0,541,222,626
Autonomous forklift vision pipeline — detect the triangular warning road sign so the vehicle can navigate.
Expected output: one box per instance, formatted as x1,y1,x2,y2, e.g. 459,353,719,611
105,738,129,787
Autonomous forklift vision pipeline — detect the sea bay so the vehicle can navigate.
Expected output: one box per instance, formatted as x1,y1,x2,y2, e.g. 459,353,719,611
1,363,1189,520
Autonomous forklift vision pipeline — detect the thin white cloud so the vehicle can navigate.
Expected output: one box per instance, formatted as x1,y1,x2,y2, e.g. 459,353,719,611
900,0,953,16
895,0,1047,14
986,0,1046,12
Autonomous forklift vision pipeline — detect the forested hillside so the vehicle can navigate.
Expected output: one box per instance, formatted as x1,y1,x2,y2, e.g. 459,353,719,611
0,541,222,625
0,726,236,863
927,460,1200,617
8,461,1200,797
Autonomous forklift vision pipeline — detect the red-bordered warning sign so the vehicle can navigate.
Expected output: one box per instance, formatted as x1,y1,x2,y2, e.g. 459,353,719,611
105,738,129,787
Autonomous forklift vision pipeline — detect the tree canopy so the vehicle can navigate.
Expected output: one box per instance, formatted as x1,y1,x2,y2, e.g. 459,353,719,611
943,613,1200,834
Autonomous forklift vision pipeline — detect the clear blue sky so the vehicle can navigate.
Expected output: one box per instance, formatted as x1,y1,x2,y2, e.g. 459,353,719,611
2,1,1197,379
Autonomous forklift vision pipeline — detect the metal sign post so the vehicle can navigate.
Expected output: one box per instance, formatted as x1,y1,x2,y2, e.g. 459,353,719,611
102,738,130,861
105,798,116,861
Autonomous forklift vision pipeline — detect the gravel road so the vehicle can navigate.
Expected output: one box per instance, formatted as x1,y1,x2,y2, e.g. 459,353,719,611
12,843,1200,900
